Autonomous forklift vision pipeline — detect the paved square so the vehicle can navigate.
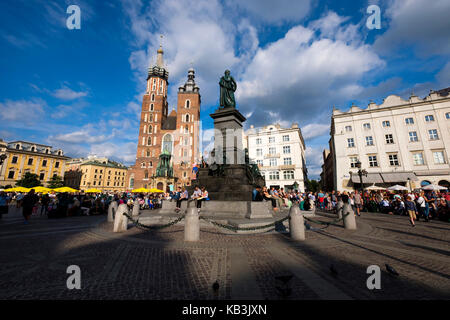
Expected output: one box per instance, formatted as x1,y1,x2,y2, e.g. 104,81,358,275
0,207,449,300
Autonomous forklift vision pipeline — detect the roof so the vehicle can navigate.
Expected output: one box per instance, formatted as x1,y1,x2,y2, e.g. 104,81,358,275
81,160,128,169
436,87,450,97
162,115,177,130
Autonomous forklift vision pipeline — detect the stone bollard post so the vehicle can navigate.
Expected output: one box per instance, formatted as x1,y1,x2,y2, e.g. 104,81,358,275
184,207,200,242
336,200,344,220
342,203,357,230
289,206,305,241
132,202,140,217
113,204,129,233
107,201,118,222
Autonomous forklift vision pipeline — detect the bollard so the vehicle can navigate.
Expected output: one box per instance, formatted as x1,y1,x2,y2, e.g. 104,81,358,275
184,207,200,242
107,201,118,222
132,202,140,217
336,200,344,220
113,204,129,233
289,206,305,241
342,203,357,230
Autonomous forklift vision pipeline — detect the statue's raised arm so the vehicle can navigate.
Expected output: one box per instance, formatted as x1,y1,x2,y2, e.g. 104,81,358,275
219,69,236,109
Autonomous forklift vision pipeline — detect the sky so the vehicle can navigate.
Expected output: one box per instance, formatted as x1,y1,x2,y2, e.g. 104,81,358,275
0,0,449,179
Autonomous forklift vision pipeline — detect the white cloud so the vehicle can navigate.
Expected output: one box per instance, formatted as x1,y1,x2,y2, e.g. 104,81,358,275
0,98,46,123
49,124,113,144
89,141,137,164
305,146,324,179
301,123,330,140
373,0,450,56
52,85,88,100
226,0,312,24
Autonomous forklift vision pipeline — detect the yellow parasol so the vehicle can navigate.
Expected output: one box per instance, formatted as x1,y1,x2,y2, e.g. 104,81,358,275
149,188,164,193
131,187,150,193
53,187,79,193
7,186,31,193
85,188,102,193
31,186,52,193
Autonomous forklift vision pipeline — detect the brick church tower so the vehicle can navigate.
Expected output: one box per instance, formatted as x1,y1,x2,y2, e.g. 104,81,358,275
127,45,201,191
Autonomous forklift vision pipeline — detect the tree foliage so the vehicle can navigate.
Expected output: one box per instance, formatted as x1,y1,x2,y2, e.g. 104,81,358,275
15,172,42,188
47,175,65,189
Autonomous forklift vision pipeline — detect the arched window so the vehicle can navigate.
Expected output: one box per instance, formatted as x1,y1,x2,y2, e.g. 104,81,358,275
16,144,20,149
147,137,152,146
148,125,153,133
144,170,149,179
149,161,153,167
184,125,189,134
151,93,155,101
31,146,35,152
185,100,190,108
150,103,154,111
149,114,153,122
185,114,190,122
162,134,173,154
146,149,150,157
420,180,431,187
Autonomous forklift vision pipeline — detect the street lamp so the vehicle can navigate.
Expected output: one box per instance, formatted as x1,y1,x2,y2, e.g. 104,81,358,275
355,160,368,192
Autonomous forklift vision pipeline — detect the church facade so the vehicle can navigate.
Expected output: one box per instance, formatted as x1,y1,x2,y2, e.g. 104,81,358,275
126,45,201,192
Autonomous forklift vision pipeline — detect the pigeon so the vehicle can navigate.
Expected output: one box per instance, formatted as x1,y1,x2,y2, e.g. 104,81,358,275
212,280,220,292
330,264,338,277
385,264,399,276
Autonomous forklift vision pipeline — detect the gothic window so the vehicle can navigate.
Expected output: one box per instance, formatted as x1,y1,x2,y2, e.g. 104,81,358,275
162,134,173,154
144,170,149,179
151,93,155,101
147,137,152,146
149,114,153,122
185,100,190,108
185,114,190,122
150,103,154,111
146,149,150,157
185,125,189,134
149,125,153,133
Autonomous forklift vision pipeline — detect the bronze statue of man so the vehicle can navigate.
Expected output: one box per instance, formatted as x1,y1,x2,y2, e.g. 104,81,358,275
219,70,236,108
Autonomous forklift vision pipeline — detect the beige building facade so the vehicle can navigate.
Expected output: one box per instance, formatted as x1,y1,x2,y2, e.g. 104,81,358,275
78,158,128,192
325,88,450,191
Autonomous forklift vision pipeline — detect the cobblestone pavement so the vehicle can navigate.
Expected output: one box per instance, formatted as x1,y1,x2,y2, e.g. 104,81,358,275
0,206,449,300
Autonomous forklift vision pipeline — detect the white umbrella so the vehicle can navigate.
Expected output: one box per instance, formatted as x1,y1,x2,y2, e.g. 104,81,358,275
422,184,447,191
387,184,409,191
366,185,386,191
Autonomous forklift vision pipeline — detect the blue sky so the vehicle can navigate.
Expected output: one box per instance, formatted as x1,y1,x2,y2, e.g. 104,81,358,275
0,0,449,179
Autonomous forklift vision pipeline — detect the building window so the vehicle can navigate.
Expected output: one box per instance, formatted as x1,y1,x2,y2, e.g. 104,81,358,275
256,160,263,166
269,137,275,143
269,171,280,180
347,138,355,148
256,138,262,145
146,149,150,157
141,162,146,168
388,154,400,166
185,114,190,122
425,115,434,122
55,162,60,168
185,100,190,108
93,181,96,186
284,157,292,165
11,156,18,164
8,171,14,179
385,134,394,144
28,158,33,165
428,129,439,140
350,156,358,168
151,93,155,101
15,144,20,149
150,103,154,111
412,152,424,165
283,170,294,180
149,114,153,122
256,149,262,156
365,136,374,146
148,137,152,146
269,158,277,167
409,131,418,142
269,147,276,154
282,135,289,142
283,146,291,154
363,123,371,130
405,117,414,125
382,120,390,127
446,112,450,119
433,151,445,164
345,126,352,132
144,170,149,179
39,173,45,180
368,155,378,167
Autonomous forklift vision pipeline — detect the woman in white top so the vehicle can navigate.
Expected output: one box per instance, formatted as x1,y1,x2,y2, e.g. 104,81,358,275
196,187,208,212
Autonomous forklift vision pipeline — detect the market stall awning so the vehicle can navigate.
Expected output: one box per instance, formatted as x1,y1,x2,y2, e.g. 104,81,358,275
351,173,383,184
381,172,417,183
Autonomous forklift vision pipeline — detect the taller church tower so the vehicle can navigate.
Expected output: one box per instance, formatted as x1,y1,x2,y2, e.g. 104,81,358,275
127,45,201,191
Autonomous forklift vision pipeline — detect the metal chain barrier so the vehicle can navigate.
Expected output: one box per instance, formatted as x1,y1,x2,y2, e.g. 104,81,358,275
123,212,185,231
304,211,351,228
199,216,290,232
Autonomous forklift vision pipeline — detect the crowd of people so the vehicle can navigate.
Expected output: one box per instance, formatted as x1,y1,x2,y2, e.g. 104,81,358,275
251,186,450,224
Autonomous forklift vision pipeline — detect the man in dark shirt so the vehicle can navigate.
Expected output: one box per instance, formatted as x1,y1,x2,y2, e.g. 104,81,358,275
22,189,38,224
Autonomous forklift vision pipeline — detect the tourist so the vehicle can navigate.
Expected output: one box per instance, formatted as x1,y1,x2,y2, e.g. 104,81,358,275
194,186,209,212
175,187,189,212
252,186,263,201
405,196,417,227
0,191,10,219
262,187,278,212
354,190,363,216
22,189,38,224
416,191,428,221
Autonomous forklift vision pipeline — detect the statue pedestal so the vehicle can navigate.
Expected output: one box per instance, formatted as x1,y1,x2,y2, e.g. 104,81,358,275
210,107,246,165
